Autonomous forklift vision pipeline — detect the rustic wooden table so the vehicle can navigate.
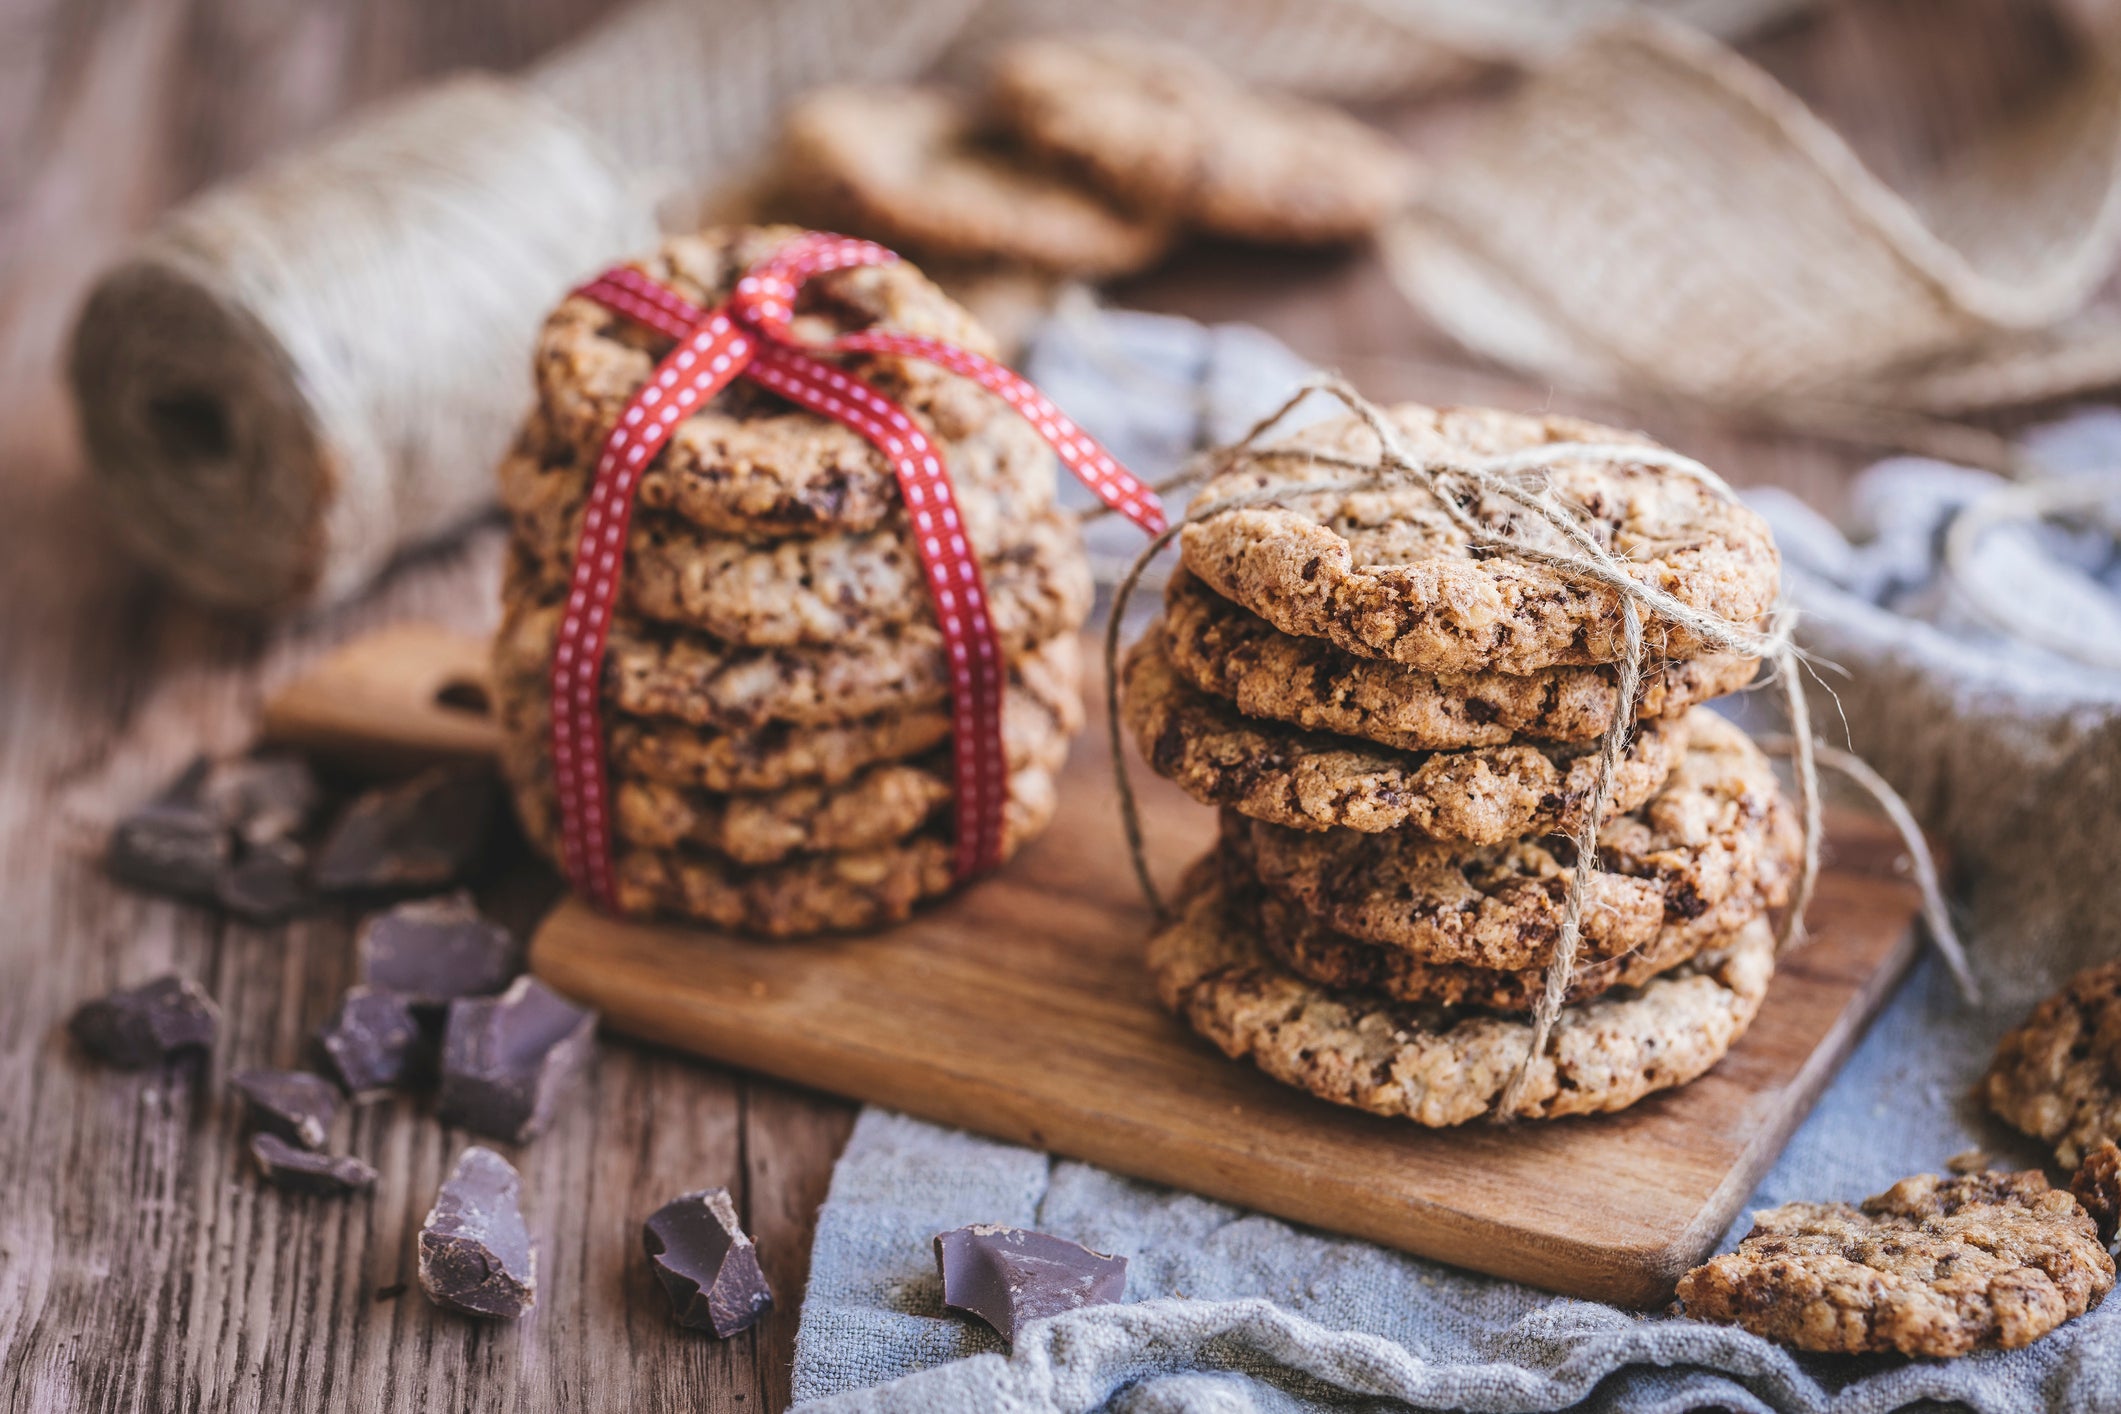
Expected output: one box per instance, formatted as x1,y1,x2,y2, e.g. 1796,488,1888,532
0,2,2072,1410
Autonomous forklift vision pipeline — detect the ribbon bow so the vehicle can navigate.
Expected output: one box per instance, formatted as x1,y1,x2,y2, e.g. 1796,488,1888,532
553,232,1165,913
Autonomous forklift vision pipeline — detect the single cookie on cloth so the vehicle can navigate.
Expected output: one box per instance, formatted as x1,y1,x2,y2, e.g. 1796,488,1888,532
1984,960,2121,1169
988,35,1413,245
778,86,1170,279
1148,862,1775,1124
1678,1170,2114,1356
532,226,1019,540
1243,710,1796,968
1160,566,1760,750
1179,405,1781,675
1120,624,1685,839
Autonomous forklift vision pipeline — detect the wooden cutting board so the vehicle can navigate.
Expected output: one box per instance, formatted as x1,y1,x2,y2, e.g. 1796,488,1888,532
265,622,1925,1306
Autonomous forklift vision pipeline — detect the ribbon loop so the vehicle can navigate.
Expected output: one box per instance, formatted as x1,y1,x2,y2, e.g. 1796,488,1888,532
552,233,1161,914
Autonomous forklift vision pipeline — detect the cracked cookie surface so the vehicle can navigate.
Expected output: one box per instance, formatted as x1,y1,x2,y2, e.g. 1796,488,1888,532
1161,567,1759,749
1178,404,1780,675
1147,861,1774,1124
1243,710,1794,967
989,35,1412,245
1122,624,1683,840
1985,960,2121,1169
1678,1170,2113,1356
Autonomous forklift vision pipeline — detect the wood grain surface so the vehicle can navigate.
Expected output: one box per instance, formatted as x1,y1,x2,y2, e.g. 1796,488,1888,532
0,0,2078,1409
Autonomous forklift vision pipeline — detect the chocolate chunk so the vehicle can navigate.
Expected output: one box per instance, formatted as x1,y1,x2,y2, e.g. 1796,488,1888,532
419,1146,536,1319
316,987,426,1098
642,1189,774,1337
69,975,219,1067
198,753,320,848
250,1133,376,1195
436,977,595,1144
229,1069,341,1149
933,1224,1127,1345
106,759,228,900
216,836,313,921
357,893,516,1009
313,767,496,895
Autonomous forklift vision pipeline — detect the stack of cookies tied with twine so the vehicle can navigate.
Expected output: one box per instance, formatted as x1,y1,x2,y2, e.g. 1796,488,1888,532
490,225,1162,937
1117,386,1816,1124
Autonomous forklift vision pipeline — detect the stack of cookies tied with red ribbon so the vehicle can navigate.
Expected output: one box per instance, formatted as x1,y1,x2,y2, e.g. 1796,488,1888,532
1121,401,1801,1123
491,227,1164,937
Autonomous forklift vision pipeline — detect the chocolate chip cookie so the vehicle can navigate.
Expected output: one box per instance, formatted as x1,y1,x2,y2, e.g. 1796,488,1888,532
1984,961,2121,1169
1179,405,1780,675
988,36,1413,245
779,85,1170,278
1678,1170,2114,1356
1121,624,1684,839
1243,710,1795,967
1161,567,1760,749
534,226,1021,539
1148,863,1775,1124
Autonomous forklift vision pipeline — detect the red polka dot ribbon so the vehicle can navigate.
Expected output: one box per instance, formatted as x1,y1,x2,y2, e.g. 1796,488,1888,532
553,232,1166,913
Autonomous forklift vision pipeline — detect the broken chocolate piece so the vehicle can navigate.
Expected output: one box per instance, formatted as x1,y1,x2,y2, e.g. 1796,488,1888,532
934,1224,1127,1345
357,893,516,1008
419,1146,536,1318
198,753,320,848
313,767,496,894
229,1069,341,1149
435,976,595,1144
106,759,228,900
316,987,426,1098
69,975,219,1067
250,1133,376,1195
642,1189,774,1337
2073,1141,2121,1245
216,836,313,921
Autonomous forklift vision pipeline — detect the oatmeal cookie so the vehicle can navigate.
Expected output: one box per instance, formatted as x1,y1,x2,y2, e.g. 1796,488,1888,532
1121,625,1683,840
1984,961,2121,1169
533,226,1024,539
1178,405,1780,675
2073,1142,2121,1246
1677,1170,2114,1356
603,766,1059,936
988,36,1413,245
779,85,1169,278
496,631,1083,796
1244,710,1795,967
1147,863,1775,1124
1161,567,1760,749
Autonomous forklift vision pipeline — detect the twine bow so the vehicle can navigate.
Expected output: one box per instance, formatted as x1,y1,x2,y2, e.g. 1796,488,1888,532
555,231,1164,912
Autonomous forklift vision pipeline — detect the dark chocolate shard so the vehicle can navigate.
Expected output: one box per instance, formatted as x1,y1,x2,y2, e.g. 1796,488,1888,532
69,975,220,1067
316,987,427,1098
230,1069,341,1150
642,1188,774,1337
357,893,516,1009
313,767,496,895
197,752,320,848
419,1146,536,1319
436,977,595,1144
934,1224,1127,1345
216,836,314,921
106,759,228,900
250,1133,376,1195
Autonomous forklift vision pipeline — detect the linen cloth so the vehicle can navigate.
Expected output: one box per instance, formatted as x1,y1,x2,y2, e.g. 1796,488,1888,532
788,308,2121,1413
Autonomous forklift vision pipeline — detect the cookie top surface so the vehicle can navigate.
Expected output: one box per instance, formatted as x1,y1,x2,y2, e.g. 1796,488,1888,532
1148,862,1775,1125
989,36,1412,245
780,86,1170,278
1984,960,2121,1169
1161,567,1760,750
1677,1170,2114,1356
532,226,1014,539
1178,404,1781,675
1244,709,1795,967
1121,624,1683,840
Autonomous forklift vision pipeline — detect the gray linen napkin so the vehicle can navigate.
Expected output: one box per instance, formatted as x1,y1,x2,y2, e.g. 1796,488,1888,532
787,309,2121,1413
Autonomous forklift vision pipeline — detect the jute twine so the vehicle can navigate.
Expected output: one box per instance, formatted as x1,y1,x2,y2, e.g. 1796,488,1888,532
1098,376,1976,1118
